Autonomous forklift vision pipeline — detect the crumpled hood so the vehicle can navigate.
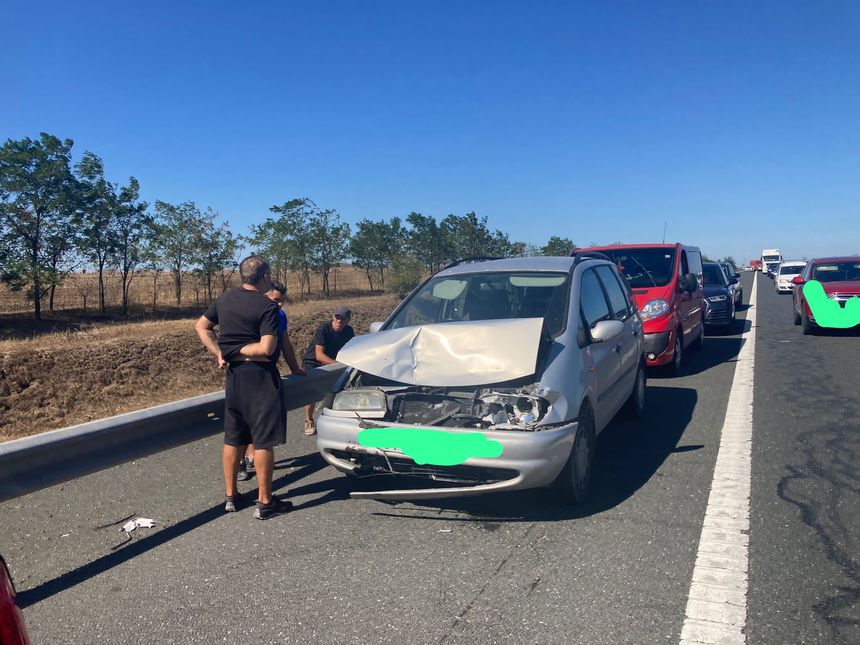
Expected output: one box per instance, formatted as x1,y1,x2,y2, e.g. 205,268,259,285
336,318,545,387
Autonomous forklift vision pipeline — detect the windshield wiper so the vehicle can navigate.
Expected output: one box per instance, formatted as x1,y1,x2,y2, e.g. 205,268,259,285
628,256,658,287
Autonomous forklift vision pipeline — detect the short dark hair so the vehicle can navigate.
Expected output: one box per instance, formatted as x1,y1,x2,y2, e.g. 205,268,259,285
268,281,286,296
239,255,270,285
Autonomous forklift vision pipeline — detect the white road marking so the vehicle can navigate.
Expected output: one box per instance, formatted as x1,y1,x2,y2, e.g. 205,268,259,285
680,271,757,645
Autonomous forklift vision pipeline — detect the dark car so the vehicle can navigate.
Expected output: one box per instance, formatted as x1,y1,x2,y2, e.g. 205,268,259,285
792,256,860,334
0,554,29,645
720,262,743,306
703,261,736,328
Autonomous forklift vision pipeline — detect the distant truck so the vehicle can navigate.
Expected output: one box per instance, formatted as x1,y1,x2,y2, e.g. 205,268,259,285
761,249,782,277
749,260,762,271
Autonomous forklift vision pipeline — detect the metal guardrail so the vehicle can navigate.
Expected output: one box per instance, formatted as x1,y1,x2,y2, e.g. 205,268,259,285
0,364,346,504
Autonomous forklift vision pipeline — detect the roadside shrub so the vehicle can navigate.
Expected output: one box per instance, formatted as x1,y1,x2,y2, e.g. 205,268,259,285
387,255,423,297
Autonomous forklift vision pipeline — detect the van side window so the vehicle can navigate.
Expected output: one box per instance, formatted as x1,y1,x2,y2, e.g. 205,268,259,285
595,265,631,320
680,250,689,276
580,269,612,329
687,249,704,286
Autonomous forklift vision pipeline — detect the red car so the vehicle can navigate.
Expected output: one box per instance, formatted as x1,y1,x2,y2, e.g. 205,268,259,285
579,244,705,372
0,554,29,645
792,256,860,335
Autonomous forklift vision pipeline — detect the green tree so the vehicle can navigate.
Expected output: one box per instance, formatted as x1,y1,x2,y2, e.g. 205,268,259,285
538,236,575,256
76,151,120,315
155,200,206,306
114,177,151,315
252,198,317,295
349,217,402,291
311,209,351,296
0,133,80,320
194,208,240,303
405,212,449,275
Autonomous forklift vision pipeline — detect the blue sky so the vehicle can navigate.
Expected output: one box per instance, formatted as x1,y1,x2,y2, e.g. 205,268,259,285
3,0,858,264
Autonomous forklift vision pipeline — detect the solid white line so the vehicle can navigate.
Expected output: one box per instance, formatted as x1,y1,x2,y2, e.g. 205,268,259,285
680,271,757,645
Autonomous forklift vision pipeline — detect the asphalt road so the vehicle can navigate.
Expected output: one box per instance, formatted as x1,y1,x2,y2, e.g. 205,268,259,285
1,271,857,644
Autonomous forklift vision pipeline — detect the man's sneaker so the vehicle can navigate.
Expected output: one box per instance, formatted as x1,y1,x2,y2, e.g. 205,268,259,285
236,460,251,481
225,495,240,513
254,495,294,520
304,419,316,436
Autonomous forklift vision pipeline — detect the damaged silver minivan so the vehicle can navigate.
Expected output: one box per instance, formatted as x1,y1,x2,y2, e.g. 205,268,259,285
316,253,646,503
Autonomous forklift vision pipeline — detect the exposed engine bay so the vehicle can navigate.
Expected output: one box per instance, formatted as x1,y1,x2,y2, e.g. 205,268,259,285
328,372,551,431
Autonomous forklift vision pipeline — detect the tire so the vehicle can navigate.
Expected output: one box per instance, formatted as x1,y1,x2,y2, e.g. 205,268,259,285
553,404,595,504
793,306,801,325
667,328,683,375
623,360,647,419
801,307,815,335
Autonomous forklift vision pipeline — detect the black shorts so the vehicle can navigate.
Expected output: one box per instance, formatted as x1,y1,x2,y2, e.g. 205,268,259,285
224,362,285,449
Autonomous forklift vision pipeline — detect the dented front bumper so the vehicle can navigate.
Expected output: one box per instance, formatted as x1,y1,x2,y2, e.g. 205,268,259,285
316,413,578,499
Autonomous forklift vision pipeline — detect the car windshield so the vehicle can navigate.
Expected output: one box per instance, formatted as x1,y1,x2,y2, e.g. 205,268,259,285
386,271,570,337
703,263,726,286
763,255,780,262
812,262,860,283
594,248,676,288
779,265,805,275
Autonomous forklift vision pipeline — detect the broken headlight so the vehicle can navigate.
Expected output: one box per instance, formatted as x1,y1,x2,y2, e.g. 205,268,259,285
332,389,387,413
478,390,550,428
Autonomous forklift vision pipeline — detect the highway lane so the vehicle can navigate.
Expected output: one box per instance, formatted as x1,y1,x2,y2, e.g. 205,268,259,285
1,269,854,643
747,273,860,643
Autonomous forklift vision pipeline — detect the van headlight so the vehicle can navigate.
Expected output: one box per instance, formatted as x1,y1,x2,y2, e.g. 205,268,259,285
640,298,669,321
332,389,387,412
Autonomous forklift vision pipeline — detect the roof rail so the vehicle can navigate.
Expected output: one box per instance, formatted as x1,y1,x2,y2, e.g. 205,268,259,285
570,250,612,264
442,256,503,270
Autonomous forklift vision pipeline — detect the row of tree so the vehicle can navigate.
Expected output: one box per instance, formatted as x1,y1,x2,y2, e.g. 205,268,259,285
0,133,575,320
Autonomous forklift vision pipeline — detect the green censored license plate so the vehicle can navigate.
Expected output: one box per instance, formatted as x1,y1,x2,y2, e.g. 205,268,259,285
357,428,504,466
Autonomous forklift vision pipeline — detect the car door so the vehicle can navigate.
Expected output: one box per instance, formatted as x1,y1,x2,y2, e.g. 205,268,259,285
594,264,640,411
677,248,694,344
579,267,621,430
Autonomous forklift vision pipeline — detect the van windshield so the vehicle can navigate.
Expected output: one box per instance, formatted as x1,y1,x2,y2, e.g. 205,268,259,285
387,271,570,337
596,248,676,288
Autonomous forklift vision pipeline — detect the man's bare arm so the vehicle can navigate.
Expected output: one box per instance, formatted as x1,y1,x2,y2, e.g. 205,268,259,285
195,316,225,368
314,344,338,365
281,333,305,375
240,334,277,358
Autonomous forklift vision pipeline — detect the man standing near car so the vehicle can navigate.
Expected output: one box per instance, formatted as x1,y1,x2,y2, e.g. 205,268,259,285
195,255,293,520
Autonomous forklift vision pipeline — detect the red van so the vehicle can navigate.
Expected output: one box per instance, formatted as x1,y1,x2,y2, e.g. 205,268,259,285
579,244,706,373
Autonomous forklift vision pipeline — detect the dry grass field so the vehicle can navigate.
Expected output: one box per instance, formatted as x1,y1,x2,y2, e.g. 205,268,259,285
0,266,379,315
0,293,400,442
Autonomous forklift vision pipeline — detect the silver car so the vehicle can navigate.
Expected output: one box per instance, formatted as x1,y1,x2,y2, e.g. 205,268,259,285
316,254,646,504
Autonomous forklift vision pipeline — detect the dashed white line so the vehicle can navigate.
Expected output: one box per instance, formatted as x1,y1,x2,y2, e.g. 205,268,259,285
680,271,757,645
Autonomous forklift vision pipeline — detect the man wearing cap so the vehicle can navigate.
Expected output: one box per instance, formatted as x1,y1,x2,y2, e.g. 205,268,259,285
301,306,355,435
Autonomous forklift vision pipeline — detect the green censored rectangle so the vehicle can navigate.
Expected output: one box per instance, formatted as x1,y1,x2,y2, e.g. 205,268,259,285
357,428,504,466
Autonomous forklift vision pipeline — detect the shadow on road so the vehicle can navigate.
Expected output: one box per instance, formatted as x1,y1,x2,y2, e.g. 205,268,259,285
17,455,328,608
309,385,702,523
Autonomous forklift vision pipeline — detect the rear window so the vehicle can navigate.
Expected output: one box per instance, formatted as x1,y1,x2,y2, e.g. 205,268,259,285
812,262,860,283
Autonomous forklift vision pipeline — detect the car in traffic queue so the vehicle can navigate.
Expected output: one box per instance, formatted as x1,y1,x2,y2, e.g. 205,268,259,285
315,253,647,504
577,243,705,373
721,261,743,306
775,260,807,294
792,256,860,335
0,554,29,645
702,261,737,328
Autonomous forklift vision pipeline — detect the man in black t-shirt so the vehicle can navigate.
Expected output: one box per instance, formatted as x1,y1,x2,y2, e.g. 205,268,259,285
301,305,355,435
195,255,293,520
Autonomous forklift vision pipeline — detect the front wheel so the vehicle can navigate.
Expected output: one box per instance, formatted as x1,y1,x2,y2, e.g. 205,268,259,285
667,328,683,375
554,406,596,504
793,303,801,325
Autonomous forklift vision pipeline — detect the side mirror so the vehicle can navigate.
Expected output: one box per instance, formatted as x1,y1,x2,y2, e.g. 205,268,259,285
369,321,384,333
734,272,741,279
590,319,624,342
728,277,738,285
684,273,698,293
791,276,804,285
